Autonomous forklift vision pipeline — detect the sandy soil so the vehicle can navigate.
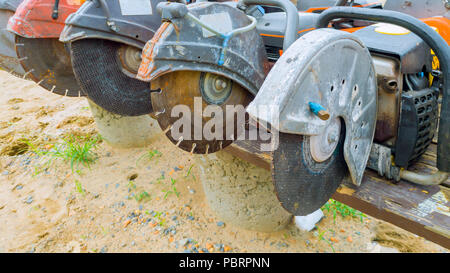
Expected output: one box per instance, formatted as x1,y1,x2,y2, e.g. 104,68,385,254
0,70,447,253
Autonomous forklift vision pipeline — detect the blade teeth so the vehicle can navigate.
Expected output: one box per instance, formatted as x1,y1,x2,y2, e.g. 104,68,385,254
65,89,69,96
15,43,24,47
37,79,44,85
219,141,223,150
175,136,183,147
163,125,172,134
18,56,28,62
155,109,165,116
23,69,34,79
205,144,209,155
78,90,81,97
190,143,197,155
50,85,56,93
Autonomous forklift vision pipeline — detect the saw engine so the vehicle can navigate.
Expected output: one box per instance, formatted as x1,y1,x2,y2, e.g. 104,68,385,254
261,14,443,172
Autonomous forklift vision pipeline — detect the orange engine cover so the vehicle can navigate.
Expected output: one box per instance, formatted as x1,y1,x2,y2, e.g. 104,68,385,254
7,0,83,38
422,17,450,45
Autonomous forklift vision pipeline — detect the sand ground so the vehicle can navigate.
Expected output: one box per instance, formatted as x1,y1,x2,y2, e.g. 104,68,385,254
0,70,447,253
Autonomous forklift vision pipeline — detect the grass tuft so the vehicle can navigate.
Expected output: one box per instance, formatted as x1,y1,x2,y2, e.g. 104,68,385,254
136,149,162,166
322,199,366,223
23,133,101,173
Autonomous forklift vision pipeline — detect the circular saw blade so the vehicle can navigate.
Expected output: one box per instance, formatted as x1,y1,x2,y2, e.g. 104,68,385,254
15,36,82,97
272,128,347,216
70,39,152,116
151,71,252,154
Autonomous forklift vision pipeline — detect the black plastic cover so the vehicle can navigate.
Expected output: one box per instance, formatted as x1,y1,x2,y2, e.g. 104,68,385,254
353,25,433,74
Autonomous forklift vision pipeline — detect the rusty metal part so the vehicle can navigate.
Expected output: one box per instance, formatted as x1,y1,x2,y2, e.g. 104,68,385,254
117,44,142,77
15,36,82,96
151,70,252,154
272,126,347,216
70,38,151,115
372,55,402,144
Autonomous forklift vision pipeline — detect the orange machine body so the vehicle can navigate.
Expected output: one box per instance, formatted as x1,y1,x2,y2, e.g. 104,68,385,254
421,17,450,45
7,0,83,38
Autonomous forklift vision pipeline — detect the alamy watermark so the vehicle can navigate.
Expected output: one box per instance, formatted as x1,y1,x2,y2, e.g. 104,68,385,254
169,97,279,152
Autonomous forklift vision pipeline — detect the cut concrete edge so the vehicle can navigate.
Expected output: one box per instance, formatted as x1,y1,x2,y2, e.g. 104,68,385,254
87,99,161,149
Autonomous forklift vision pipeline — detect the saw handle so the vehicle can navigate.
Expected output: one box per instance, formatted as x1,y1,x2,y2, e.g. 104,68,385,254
316,7,450,173
52,0,60,20
238,0,298,50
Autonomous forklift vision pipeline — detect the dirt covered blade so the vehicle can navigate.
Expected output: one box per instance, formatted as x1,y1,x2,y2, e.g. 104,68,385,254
15,36,82,96
70,39,152,116
151,71,252,154
272,126,347,216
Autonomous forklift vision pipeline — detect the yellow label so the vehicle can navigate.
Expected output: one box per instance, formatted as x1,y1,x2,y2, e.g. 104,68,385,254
374,23,410,35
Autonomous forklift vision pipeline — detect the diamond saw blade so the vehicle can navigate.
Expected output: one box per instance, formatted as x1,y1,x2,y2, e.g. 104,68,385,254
272,122,347,216
70,39,152,116
151,70,252,154
15,36,82,97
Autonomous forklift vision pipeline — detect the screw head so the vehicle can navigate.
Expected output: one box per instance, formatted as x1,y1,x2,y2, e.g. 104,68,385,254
214,79,227,91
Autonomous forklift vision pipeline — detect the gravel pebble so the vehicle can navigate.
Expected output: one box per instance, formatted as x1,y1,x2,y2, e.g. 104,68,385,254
179,238,189,246
24,196,33,204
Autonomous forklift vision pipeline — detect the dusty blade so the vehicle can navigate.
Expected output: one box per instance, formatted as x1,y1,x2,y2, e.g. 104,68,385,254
151,71,252,154
15,36,82,96
271,130,347,216
70,39,151,116
0,9,25,77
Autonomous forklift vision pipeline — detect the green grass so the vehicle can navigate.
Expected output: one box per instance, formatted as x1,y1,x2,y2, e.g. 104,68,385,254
316,228,335,253
23,133,101,174
136,149,162,166
321,199,366,223
57,134,101,172
184,164,196,181
145,210,166,226
162,177,180,199
74,179,85,195
134,191,151,202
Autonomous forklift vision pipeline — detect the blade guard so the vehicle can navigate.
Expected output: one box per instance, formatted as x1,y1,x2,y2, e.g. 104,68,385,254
60,0,163,49
137,1,269,96
247,29,378,186
7,0,82,38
